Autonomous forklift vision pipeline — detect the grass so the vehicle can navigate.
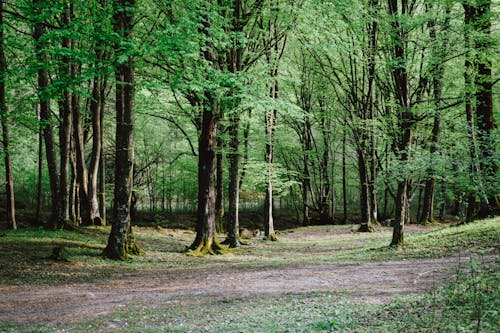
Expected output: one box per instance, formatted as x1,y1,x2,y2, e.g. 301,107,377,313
362,258,499,332
0,216,498,332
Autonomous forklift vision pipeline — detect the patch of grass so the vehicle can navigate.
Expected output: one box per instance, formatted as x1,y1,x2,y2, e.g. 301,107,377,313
68,291,365,333
359,258,499,332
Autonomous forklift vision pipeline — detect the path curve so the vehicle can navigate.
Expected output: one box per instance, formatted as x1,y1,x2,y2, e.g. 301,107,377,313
0,254,487,327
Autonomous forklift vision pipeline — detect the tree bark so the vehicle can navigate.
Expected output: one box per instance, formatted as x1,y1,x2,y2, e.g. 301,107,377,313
33,0,60,227
420,6,449,224
72,94,92,226
57,3,73,229
0,1,16,229
89,77,103,225
103,0,142,260
226,116,241,248
357,147,373,232
388,0,413,247
473,0,495,217
188,0,223,255
215,135,224,233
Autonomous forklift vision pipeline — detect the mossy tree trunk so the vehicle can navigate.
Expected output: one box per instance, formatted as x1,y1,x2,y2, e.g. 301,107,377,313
189,105,223,255
188,0,223,255
104,0,142,260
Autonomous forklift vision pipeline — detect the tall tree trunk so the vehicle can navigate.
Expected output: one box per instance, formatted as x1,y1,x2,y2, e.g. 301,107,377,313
35,106,43,225
342,128,348,224
319,112,331,224
89,78,103,225
474,0,495,217
264,84,278,241
226,116,241,248
72,94,92,225
103,0,142,260
0,2,15,229
57,3,73,229
188,0,223,255
33,0,60,227
302,117,311,225
420,8,448,224
367,0,379,224
388,0,412,247
99,82,106,223
189,104,222,254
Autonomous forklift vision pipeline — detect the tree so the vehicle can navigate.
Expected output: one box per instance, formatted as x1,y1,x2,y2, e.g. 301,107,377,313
386,0,413,246
103,0,142,260
0,0,16,230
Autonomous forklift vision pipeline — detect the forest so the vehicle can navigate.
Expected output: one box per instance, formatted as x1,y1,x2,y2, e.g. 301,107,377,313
0,0,498,331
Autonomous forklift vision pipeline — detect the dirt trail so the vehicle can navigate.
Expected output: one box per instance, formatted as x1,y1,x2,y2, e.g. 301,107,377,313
0,254,488,327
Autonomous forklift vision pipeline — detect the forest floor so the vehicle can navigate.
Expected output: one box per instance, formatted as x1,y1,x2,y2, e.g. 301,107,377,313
0,217,498,332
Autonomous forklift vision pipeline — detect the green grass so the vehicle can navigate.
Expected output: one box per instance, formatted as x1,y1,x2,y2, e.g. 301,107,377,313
361,260,500,332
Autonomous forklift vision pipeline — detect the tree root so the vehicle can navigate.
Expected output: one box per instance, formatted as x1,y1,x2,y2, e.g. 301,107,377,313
186,237,227,256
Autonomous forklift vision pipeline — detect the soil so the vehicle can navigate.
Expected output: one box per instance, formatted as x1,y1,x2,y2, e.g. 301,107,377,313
0,252,492,327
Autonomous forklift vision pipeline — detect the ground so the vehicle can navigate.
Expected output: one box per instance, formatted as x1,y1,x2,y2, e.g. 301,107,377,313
0,219,498,332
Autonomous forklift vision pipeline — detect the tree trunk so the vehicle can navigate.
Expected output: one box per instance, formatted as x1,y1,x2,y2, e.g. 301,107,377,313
302,117,311,225
226,116,241,248
388,0,412,246
103,0,142,260
215,136,224,233
319,112,331,224
367,0,379,224
0,2,16,229
264,86,277,241
188,0,223,255
473,0,495,217
189,105,222,254
99,81,106,223
72,94,92,226
57,4,73,229
342,128,348,224
357,148,373,232
35,106,43,225
33,0,60,227
89,77,103,225
391,180,408,246
420,5,449,224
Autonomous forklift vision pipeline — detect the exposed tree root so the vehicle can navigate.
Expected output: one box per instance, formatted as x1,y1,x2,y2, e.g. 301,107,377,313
186,237,226,256
420,219,441,226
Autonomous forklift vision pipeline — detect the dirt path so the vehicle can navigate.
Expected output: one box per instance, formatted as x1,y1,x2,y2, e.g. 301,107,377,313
0,254,488,327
